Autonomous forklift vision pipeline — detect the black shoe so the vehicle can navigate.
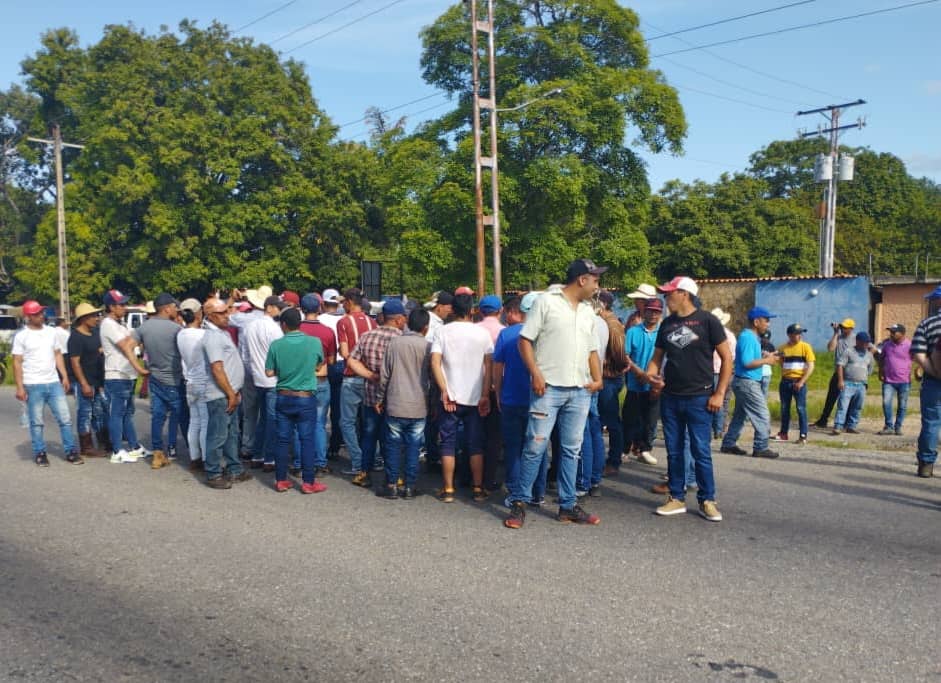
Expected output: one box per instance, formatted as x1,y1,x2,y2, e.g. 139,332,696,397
400,486,418,499
812,421,827,429
377,483,398,499
588,485,602,498
228,470,253,483
917,462,934,478
206,476,232,490
66,451,85,465
34,451,50,467
557,504,600,525
720,446,748,456
372,457,385,472
504,501,526,529
752,449,780,459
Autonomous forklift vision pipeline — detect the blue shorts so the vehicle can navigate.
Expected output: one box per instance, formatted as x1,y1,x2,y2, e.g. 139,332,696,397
438,404,485,456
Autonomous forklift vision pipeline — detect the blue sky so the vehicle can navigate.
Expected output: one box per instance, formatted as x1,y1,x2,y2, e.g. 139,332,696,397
3,0,939,191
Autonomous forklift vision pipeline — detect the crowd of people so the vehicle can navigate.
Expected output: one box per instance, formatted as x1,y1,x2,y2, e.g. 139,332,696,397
11,261,941,529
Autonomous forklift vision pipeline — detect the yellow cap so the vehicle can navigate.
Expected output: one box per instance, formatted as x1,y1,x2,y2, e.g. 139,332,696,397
840,318,855,329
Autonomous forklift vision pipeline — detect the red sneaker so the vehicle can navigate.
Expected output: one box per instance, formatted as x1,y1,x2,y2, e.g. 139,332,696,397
301,481,328,494
274,480,293,493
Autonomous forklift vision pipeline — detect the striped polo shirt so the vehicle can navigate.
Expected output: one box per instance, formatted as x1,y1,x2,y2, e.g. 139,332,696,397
778,340,816,380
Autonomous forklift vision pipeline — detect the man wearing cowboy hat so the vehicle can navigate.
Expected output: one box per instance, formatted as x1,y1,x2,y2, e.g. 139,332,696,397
625,283,657,328
230,285,269,460
68,302,110,457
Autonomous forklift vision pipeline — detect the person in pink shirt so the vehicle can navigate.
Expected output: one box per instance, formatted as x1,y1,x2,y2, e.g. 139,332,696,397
875,323,913,435
476,295,505,489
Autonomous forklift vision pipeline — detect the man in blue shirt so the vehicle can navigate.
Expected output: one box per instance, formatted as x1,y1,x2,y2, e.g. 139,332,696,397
618,298,664,473
721,307,781,458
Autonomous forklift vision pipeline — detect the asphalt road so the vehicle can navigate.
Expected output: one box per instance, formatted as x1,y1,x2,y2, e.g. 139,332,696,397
1,386,938,682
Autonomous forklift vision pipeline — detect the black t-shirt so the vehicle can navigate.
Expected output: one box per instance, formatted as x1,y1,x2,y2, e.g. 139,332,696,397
655,308,726,396
67,328,105,388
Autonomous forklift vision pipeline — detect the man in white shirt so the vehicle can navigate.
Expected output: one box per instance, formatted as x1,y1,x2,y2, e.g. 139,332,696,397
243,295,286,470
430,293,493,503
319,288,345,459
13,300,80,466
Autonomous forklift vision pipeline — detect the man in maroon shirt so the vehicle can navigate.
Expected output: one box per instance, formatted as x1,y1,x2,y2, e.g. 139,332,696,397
300,294,338,471
337,288,378,476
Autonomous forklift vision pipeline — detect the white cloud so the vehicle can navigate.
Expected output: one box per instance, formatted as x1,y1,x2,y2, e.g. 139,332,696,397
924,80,941,95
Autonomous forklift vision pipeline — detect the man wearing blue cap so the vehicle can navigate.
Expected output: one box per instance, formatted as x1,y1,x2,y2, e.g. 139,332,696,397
345,299,407,488
910,285,941,477
476,294,506,491
720,306,781,459
831,331,875,435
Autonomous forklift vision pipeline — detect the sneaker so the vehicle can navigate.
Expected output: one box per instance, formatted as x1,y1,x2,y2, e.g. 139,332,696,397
301,481,328,494
752,449,780,459
637,450,657,465
771,432,788,441
845,427,860,434
274,479,293,492
588,485,602,498
655,497,687,516
917,462,934,478
228,471,253,483
400,487,417,499
66,451,85,465
720,445,748,456
796,436,808,445
557,504,600,525
377,483,398,499
34,451,50,467
128,445,152,459
166,446,178,460
504,501,527,529
350,471,372,488
812,420,828,430
471,486,488,502
436,488,455,503
110,449,139,464
340,467,358,476
575,488,588,498
372,457,385,472
877,427,895,435
206,476,232,490
699,500,722,522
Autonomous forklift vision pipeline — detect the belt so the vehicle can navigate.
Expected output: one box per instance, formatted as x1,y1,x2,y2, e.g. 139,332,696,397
277,389,313,397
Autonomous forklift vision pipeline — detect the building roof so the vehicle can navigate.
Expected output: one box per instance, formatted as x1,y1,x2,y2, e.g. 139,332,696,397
697,274,860,284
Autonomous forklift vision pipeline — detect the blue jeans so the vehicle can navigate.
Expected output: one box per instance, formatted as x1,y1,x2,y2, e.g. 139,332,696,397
578,393,605,490
239,373,258,455
598,376,624,467
205,397,243,479
149,377,183,451
104,379,139,452
26,382,77,454
722,377,770,452
834,381,867,430
510,385,591,509
253,386,277,464
779,378,808,437
313,381,330,468
712,373,732,436
916,376,940,465
340,377,366,470
73,384,109,435
361,407,384,472
882,382,910,430
186,393,209,462
383,416,425,487
660,393,716,503
500,403,528,496
275,394,318,483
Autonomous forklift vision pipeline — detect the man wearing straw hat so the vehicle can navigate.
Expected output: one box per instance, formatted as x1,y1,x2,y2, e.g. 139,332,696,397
68,302,110,457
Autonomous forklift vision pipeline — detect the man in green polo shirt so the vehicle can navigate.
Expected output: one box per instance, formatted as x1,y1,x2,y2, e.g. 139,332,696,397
265,307,325,494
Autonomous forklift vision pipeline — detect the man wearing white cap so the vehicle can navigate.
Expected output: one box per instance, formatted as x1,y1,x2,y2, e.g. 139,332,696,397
230,286,267,459
319,288,345,459
645,276,731,523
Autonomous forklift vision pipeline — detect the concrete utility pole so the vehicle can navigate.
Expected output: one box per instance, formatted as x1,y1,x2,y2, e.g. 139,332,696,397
797,99,865,277
27,125,85,320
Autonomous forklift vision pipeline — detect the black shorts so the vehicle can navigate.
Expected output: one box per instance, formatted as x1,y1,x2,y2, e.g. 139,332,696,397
438,404,485,456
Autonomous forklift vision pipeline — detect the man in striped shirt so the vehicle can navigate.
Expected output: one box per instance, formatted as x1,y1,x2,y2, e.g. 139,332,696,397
773,323,815,444
911,286,941,478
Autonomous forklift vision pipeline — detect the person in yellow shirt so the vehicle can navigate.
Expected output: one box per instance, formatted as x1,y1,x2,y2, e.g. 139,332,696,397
773,323,816,444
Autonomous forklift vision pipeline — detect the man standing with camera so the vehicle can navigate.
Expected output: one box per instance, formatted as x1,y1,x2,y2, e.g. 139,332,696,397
814,319,855,429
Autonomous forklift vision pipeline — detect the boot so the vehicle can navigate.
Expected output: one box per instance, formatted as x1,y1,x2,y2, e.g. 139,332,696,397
96,429,113,453
151,449,170,470
79,433,105,457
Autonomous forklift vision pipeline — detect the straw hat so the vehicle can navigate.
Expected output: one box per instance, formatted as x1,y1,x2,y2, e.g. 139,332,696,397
711,307,731,326
245,285,273,310
73,302,101,320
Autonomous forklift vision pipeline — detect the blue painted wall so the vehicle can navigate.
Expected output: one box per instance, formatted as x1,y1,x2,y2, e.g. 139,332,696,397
755,277,870,351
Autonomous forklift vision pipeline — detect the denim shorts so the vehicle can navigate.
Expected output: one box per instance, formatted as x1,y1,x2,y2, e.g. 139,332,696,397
438,404,485,456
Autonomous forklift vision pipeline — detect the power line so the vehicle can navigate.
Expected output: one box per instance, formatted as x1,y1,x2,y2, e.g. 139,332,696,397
235,0,299,33
658,55,811,107
285,0,410,54
270,0,366,45
652,0,940,58
342,99,454,139
646,0,816,41
671,82,794,114
337,92,447,128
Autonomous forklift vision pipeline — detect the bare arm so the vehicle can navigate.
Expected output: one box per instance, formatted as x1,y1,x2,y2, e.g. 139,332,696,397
492,361,505,412
430,352,455,412
13,354,26,401
210,361,239,413
827,331,839,353
117,336,149,375
347,356,377,382
54,349,70,394
70,355,94,397
478,353,492,416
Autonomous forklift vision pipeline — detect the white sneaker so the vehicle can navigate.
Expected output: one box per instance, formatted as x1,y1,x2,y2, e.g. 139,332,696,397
638,450,657,465
110,449,139,464
127,445,152,459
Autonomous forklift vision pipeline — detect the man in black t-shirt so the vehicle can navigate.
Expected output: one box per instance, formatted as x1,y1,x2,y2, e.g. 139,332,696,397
67,302,110,456
644,277,732,522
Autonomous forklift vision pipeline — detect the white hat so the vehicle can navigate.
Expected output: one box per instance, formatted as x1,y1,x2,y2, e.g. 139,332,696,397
322,288,342,304
710,307,731,326
245,285,273,310
627,283,658,299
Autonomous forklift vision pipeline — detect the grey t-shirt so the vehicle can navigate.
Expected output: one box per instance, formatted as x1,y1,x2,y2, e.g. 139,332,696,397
203,322,245,401
837,347,874,383
132,317,182,385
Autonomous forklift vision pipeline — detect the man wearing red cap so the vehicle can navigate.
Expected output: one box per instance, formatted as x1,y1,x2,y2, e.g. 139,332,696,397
13,300,81,466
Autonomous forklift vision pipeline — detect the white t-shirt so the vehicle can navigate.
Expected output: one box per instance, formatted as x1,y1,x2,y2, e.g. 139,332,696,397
320,312,343,348
54,326,70,354
177,327,208,389
100,316,138,380
12,325,60,384
431,321,494,405
243,315,282,388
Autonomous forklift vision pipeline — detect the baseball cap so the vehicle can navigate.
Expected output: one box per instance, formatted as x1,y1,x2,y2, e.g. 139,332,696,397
322,288,342,304
520,291,541,313
657,276,699,296
22,300,44,315
281,290,300,307
840,318,856,329
886,323,906,334
644,298,664,312
478,295,501,313
856,331,871,344
264,295,288,310
925,285,941,300
786,323,805,335
103,289,130,306
382,299,406,316
747,306,777,321
565,258,608,282
300,294,321,313
180,298,202,313
627,283,658,300
153,292,179,309
455,285,475,296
